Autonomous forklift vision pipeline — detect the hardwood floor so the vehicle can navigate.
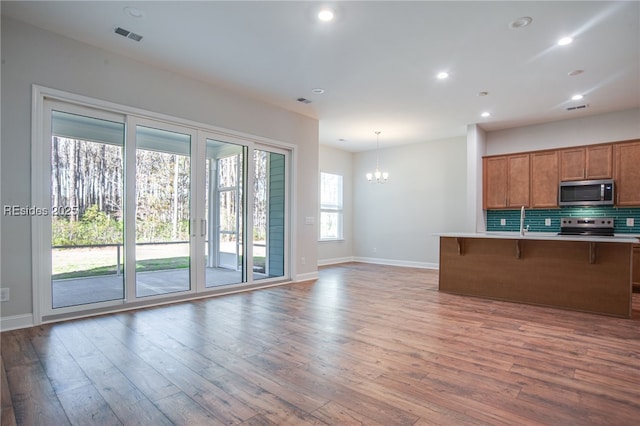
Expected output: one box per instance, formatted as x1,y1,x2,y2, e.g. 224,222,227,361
2,262,640,425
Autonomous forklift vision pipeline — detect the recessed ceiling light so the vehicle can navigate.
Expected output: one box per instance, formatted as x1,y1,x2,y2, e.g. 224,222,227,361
318,9,335,22
124,6,144,18
481,112,491,118
568,69,584,76
437,71,449,80
571,94,584,101
557,36,573,46
509,16,532,29
311,88,325,94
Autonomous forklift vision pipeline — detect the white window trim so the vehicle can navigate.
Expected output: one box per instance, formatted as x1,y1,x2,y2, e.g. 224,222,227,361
319,171,344,241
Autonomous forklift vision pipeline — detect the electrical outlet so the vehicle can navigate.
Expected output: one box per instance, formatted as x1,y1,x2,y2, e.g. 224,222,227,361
0,288,9,302
373,247,377,253
500,219,506,226
627,218,634,227
545,218,552,226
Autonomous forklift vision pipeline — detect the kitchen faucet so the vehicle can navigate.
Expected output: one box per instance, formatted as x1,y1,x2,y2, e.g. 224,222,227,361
520,206,526,236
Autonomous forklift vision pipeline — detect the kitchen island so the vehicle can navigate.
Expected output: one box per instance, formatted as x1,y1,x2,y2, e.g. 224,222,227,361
438,233,639,318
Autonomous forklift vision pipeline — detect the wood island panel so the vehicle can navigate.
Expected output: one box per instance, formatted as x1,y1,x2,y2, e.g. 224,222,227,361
633,244,640,293
439,237,633,318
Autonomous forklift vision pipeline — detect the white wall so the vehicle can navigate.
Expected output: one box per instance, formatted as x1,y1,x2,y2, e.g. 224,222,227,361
486,108,640,155
318,145,354,265
353,136,467,268
466,124,486,233
0,17,319,321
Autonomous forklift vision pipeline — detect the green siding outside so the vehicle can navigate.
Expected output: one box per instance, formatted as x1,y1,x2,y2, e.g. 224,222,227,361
268,153,285,276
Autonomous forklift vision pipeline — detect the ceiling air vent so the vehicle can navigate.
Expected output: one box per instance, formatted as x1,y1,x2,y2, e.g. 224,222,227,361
566,104,589,111
114,27,143,42
297,97,312,104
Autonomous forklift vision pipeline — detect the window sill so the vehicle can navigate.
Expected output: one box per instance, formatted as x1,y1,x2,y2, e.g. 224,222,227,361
319,238,345,243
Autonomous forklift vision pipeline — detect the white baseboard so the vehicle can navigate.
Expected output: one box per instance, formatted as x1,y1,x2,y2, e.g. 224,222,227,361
0,314,34,332
353,257,439,270
317,256,355,266
294,271,320,282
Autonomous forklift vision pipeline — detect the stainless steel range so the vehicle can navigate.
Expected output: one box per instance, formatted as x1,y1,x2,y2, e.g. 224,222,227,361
558,217,615,237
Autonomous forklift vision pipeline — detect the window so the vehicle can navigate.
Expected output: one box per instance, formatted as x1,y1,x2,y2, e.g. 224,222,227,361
320,172,343,240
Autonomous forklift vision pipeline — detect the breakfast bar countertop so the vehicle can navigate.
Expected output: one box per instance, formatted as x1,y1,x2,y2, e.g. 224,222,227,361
437,232,639,244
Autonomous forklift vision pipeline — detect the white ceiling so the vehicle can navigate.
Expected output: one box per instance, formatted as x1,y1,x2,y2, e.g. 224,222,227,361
3,1,639,151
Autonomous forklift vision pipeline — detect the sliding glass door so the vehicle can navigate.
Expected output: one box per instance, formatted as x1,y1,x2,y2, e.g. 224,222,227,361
204,139,246,287
37,93,290,321
134,124,194,297
50,110,125,308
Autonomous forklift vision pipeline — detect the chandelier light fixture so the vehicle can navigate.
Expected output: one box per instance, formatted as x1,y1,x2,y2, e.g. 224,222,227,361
366,131,389,183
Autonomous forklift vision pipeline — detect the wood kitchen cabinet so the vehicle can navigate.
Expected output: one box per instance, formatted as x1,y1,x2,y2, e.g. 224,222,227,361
559,144,612,181
507,154,530,207
614,140,640,206
483,154,530,209
484,140,638,210
484,156,507,209
531,150,559,208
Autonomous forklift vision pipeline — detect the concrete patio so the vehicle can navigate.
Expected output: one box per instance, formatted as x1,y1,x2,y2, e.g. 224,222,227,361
52,267,248,308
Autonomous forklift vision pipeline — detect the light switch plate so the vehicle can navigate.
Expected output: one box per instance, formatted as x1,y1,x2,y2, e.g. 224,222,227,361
545,218,551,226
627,218,634,227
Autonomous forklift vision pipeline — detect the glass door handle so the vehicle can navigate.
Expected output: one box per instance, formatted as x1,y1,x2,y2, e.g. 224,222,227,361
201,219,206,237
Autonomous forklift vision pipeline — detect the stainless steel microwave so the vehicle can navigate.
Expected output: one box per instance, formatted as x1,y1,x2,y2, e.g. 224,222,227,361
559,179,615,206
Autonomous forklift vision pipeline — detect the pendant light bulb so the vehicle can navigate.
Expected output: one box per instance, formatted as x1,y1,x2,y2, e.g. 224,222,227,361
365,131,388,183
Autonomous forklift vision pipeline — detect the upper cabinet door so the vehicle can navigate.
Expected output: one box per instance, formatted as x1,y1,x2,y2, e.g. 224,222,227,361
559,148,586,181
531,151,559,208
560,144,612,181
614,140,640,206
507,154,530,208
483,156,508,209
585,145,612,179
483,154,530,209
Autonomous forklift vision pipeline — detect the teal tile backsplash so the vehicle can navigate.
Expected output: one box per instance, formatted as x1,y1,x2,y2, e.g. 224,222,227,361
486,207,640,234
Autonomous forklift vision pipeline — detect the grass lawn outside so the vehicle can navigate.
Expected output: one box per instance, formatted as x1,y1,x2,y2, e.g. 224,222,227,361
52,244,266,280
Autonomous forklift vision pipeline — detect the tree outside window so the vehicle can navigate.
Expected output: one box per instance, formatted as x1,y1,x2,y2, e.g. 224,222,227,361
320,172,343,240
